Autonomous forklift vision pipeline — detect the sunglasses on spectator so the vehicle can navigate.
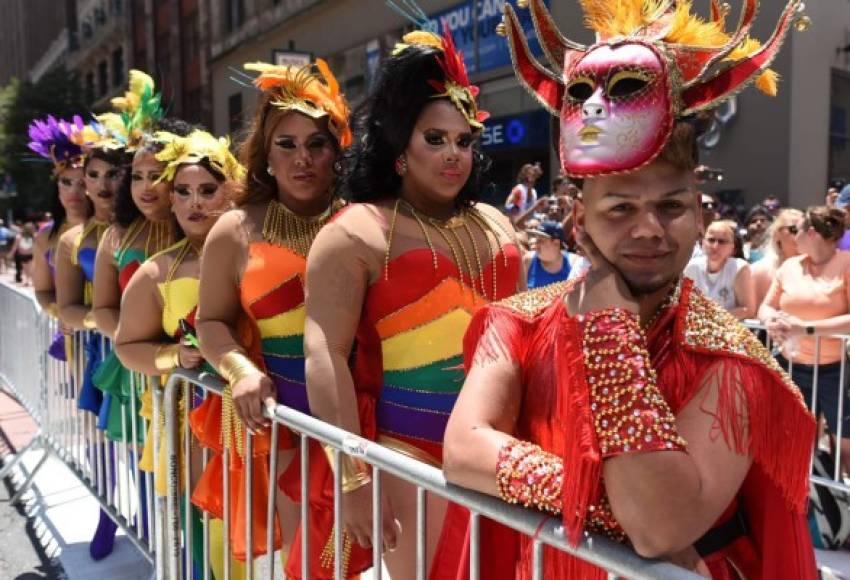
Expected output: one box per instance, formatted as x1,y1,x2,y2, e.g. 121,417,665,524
704,237,731,245
702,202,716,210
782,225,799,235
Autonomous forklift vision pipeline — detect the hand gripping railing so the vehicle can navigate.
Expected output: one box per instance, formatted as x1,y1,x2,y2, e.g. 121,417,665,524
162,368,701,580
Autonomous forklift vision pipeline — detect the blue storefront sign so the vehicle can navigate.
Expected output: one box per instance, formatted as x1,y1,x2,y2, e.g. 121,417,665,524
427,0,549,75
481,110,550,151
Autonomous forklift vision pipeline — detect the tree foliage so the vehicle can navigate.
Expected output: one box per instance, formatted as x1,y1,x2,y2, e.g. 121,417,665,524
0,68,87,218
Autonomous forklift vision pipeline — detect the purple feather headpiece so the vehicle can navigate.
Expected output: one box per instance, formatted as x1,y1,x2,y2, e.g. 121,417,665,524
27,115,87,173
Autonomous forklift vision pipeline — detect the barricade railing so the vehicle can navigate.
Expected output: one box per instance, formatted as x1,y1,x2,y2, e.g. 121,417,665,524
0,276,748,579
0,282,157,569
743,319,850,496
162,369,700,580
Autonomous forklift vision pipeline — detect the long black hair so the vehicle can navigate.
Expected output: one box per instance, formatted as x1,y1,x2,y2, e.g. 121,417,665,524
342,42,489,208
114,118,194,228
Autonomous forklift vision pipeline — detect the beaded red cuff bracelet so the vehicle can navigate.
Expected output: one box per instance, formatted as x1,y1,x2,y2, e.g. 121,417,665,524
496,439,563,514
579,308,686,457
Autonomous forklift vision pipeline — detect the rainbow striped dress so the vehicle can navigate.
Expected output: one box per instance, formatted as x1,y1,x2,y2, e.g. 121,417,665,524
356,245,521,465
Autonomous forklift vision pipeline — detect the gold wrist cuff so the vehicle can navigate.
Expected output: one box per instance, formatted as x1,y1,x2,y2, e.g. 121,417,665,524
155,344,181,373
46,303,58,318
322,444,372,493
219,351,262,385
83,311,97,330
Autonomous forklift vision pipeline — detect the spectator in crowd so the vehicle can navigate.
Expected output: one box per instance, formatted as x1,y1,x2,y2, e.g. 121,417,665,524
762,195,781,217
0,219,12,274
759,206,850,470
692,192,719,258
6,222,36,285
685,220,756,319
523,221,583,289
835,184,850,251
751,208,803,308
505,162,541,218
826,186,840,208
743,205,772,263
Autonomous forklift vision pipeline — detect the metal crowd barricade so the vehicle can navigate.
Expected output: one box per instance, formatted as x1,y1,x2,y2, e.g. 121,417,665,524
744,320,850,495
0,282,157,569
162,368,700,580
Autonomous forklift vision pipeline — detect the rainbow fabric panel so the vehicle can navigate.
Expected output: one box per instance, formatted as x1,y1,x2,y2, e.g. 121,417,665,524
366,248,516,463
158,277,199,339
116,247,146,293
78,247,97,282
240,242,310,415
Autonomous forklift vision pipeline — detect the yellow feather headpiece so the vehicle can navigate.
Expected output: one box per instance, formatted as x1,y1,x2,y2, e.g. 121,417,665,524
154,130,246,184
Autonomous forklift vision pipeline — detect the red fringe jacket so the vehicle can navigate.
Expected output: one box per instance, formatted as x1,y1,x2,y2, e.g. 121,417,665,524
432,278,817,580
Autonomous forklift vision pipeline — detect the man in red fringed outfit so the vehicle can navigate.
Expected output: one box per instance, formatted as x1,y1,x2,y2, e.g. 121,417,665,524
430,0,818,578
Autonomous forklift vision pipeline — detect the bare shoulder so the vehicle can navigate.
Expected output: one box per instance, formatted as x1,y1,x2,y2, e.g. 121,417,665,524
327,201,389,250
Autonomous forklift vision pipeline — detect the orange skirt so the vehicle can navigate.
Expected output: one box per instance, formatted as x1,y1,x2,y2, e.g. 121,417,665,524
189,394,283,561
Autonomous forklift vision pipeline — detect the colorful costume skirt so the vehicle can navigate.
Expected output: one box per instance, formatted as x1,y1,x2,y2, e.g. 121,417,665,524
48,330,67,362
92,350,145,444
78,331,104,415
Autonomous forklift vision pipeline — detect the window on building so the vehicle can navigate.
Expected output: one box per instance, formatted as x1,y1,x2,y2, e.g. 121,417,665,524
112,48,124,87
98,60,109,97
225,0,245,32
85,72,95,103
157,32,170,82
830,69,850,184
182,11,199,62
228,93,243,134
184,88,202,124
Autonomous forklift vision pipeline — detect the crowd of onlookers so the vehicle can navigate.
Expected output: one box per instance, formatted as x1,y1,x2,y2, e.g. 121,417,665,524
0,214,52,286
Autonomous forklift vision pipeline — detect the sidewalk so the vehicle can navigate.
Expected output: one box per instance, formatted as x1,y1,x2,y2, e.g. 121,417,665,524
0,389,151,580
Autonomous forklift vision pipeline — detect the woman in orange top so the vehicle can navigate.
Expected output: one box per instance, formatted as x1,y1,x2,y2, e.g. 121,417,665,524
760,206,850,465
751,208,803,308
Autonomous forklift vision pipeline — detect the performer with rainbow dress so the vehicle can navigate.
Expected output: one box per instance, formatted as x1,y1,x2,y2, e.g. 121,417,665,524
301,14,521,578
114,130,244,579
27,116,91,363
54,117,129,561
192,57,355,570
434,0,818,578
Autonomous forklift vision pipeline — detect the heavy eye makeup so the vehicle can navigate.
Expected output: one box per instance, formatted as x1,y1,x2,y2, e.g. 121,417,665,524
174,183,219,198
274,134,332,150
422,129,475,149
131,171,162,182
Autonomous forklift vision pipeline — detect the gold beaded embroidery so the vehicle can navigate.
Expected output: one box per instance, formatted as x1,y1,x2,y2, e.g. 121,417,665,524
319,529,352,575
682,286,808,411
497,279,574,319
580,308,686,456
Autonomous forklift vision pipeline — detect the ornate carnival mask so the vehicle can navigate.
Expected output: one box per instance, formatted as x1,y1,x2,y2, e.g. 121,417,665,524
500,0,810,178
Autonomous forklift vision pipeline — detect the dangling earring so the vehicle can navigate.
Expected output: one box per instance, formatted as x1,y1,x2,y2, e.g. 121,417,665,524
395,155,408,177
267,166,275,176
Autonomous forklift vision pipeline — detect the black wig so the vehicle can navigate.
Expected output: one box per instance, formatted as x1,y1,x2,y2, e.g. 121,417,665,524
114,117,195,228
342,43,489,207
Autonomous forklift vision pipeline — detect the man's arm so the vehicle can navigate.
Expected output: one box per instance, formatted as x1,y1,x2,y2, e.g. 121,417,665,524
604,361,752,558
442,318,524,495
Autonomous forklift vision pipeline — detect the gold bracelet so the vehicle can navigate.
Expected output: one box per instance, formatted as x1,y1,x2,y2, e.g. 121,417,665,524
83,311,97,330
322,444,372,493
154,344,181,373
46,303,58,318
218,350,262,385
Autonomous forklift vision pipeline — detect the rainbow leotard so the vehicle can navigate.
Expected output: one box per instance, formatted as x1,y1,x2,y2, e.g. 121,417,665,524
356,247,521,465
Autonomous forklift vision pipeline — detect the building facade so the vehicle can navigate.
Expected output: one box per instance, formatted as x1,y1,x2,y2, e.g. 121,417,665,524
0,0,70,86
66,0,132,110
130,0,213,126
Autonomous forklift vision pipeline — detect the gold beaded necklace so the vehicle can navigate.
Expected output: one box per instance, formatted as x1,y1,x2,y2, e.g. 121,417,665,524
117,217,175,264
261,197,343,257
73,217,110,305
386,199,510,301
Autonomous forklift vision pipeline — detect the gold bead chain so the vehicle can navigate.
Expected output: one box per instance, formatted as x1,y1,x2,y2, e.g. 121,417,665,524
262,198,342,257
